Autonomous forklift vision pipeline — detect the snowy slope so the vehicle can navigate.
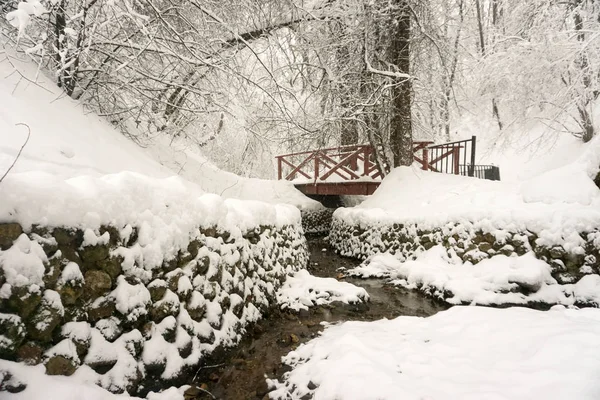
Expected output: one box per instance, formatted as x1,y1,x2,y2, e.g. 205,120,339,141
339,134,600,236
451,113,588,182
0,49,321,210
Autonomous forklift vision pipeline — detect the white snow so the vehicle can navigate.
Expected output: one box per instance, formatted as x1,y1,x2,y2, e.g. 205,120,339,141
82,229,110,247
57,262,84,287
0,358,188,400
335,136,600,250
0,234,47,288
276,269,369,311
109,277,151,322
268,306,600,400
348,247,600,307
0,49,321,211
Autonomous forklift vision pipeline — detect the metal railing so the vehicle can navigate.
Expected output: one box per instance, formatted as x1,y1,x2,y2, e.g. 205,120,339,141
427,136,477,176
458,164,501,181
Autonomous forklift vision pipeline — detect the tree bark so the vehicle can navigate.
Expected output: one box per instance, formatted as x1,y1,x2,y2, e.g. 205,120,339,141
388,0,413,167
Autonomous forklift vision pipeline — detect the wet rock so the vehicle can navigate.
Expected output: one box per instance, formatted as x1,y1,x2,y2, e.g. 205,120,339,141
16,342,43,365
201,226,218,238
83,270,112,299
7,286,42,319
45,355,77,376
150,294,180,322
27,295,63,343
0,371,26,393
53,228,82,246
87,297,116,322
98,225,120,247
87,357,118,375
478,242,493,253
196,256,211,275
148,279,168,302
97,256,123,281
166,270,184,293
159,317,178,343
0,314,26,359
499,244,515,257
0,223,23,250
57,283,83,306
187,301,206,321
96,317,122,342
549,246,566,260
178,340,193,358
43,256,64,288
79,244,110,268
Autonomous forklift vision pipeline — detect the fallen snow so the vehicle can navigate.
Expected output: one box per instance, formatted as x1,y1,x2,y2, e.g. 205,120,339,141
347,247,600,307
336,135,600,248
268,306,600,400
0,359,188,400
0,48,321,210
276,270,369,311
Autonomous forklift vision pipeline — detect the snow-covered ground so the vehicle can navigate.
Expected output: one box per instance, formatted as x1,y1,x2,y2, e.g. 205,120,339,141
268,306,600,400
335,134,600,254
0,49,321,211
455,113,589,182
0,358,187,400
347,246,600,307
276,269,369,311
339,136,600,231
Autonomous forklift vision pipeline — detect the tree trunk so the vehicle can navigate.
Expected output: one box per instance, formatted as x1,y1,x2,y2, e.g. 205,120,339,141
388,0,413,167
476,0,503,130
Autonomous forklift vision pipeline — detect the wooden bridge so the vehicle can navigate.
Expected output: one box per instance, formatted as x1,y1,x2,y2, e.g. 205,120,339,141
276,136,500,196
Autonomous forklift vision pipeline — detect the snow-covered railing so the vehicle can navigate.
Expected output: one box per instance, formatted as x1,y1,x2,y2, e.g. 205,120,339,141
276,142,434,183
276,137,499,193
276,144,381,182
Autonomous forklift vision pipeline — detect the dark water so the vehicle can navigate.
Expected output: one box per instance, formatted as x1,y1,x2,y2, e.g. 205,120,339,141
184,236,448,400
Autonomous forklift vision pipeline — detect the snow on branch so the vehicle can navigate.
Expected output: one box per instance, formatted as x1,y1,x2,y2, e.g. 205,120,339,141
364,39,411,81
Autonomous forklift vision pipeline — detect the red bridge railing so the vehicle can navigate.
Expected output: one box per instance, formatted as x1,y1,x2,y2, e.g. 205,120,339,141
276,141,435,182
276,137,499,192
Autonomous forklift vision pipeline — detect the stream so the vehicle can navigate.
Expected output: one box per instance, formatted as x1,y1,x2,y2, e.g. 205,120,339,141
185,236,448,400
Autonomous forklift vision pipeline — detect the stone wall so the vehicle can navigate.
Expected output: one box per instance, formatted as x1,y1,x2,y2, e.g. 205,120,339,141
301,209,334,235
0,221,308,395
330,216,600,285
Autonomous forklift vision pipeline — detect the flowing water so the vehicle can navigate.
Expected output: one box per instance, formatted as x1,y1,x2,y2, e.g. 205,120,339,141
184,236,448,400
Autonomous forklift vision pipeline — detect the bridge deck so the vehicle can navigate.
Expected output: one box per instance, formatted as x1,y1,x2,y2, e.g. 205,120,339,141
294,181,380,196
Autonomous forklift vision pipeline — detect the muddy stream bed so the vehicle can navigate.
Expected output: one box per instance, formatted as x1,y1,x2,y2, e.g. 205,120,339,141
180,237,448,400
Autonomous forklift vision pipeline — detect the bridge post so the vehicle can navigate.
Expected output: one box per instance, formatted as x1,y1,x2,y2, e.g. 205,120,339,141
363,146,369,176
469,135,476,177
314,154,319,181
453,147,460,174
277,156,282,180
422,147,429,171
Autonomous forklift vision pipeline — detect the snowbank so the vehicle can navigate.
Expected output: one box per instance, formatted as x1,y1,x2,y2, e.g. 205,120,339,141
0,46,312,396
348,247,600,307
0,49,321,210
330,140,600,291
268,306,600,400
0,358,189,400
340,136,600,233
276,270,369,311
